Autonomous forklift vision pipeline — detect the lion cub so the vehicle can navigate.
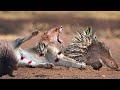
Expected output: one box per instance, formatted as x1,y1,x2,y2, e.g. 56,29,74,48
40,26,64,53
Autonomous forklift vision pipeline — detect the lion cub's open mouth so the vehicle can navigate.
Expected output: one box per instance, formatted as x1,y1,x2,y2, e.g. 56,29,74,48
39,53,44,56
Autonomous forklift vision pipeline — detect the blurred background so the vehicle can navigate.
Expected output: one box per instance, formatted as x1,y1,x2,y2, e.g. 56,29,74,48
0,11,120,38
0,11,120,62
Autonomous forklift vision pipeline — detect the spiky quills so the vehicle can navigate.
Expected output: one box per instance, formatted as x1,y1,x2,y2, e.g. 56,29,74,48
64,27,95,62
64,27,119,71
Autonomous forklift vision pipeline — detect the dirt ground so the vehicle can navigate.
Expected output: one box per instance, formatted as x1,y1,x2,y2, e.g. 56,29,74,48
1,38,120,79
0,12,120,79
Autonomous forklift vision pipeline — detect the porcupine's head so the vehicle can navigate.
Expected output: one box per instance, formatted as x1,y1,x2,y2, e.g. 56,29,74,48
64,27,119,71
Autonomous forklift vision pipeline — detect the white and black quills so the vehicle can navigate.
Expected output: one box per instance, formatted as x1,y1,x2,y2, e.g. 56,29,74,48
0,41,18,77
64,27,119,71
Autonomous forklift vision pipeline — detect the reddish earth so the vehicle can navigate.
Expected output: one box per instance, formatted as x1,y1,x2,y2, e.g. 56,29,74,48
1,37,120,79
0,12,120,79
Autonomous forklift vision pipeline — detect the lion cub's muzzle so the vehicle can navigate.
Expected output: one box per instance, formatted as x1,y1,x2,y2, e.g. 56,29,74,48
39,53,45,56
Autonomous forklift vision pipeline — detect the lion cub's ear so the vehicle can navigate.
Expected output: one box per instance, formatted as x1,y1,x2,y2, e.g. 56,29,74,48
55,28,58,32
54,26,63,32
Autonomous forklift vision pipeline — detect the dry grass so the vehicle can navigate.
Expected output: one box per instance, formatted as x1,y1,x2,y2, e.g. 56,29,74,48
0,11,120,79
0,34,18,41
0,11,120,20
0,11,120,41
72,11,120,20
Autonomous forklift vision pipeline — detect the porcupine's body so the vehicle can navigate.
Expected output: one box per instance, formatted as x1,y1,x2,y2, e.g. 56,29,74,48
0,41,18,77
64,27,119,71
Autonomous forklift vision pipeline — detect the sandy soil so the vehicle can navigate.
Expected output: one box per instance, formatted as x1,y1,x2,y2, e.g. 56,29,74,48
0,12,120,79
1,38,120,79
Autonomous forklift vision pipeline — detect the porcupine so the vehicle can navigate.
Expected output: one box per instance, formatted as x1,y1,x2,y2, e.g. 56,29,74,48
64,27,119,70
0,41,18,77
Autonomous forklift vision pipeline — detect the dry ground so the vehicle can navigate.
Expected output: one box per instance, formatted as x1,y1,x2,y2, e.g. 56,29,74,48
0,11,120,79
1,38,120,79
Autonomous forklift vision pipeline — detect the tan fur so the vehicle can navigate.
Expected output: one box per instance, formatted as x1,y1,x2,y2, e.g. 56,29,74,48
39,26,63,46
